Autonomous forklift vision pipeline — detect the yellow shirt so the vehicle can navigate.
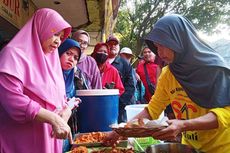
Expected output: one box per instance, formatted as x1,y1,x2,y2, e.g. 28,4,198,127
147,66,230,153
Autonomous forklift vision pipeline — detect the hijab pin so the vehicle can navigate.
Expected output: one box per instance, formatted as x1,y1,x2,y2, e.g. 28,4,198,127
51,28,56,33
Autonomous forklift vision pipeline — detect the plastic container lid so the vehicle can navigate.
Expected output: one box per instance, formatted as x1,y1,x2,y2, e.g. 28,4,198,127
125,104,148,121
125,104,148,110
125,104,164,121
76,89,119,96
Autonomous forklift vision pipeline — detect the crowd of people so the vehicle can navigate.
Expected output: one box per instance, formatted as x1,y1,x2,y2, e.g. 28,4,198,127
0,8,229,153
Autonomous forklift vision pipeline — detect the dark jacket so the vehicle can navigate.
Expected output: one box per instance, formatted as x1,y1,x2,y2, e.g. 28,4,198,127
112,56,135,122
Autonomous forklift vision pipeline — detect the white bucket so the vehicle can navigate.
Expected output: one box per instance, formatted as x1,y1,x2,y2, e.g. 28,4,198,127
125,104,164,121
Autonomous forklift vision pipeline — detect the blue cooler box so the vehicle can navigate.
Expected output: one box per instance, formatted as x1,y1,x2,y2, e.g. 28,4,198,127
76,89,119,132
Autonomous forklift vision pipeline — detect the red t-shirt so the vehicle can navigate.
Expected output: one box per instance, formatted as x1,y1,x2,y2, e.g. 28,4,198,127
102,62,125,96
136,61,158,102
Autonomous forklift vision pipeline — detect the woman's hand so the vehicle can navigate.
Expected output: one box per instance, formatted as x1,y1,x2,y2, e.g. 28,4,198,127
151,119,185,141
57,105,72,122
51,113,73,143
151,112,219,141
103,131,120,147
35,108,73,143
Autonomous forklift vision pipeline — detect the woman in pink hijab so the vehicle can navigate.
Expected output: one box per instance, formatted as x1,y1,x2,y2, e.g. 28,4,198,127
0,8,72,153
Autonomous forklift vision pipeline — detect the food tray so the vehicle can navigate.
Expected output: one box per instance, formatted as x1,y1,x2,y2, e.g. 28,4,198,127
89,147,134,153
72,140,128,148
72,141,102,147
72,132,128,148
70,147,134,153
111,126,166,137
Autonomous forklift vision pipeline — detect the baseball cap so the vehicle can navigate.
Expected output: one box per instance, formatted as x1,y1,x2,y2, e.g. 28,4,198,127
106,35,119,44
120,47,134,56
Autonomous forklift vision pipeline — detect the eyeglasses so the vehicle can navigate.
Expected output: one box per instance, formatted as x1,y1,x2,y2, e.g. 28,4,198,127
77,39,89,46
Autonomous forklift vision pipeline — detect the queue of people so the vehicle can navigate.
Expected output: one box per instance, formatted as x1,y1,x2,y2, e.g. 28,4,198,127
106,36,136,123
0,7,229,153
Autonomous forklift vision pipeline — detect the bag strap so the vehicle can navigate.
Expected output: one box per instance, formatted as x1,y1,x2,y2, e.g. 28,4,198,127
143,63,155,94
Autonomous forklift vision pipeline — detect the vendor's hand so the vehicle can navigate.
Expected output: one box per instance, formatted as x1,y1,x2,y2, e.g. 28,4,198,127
51,114,73,144
151,119,185,141
58,105,72,122
103,131,120,147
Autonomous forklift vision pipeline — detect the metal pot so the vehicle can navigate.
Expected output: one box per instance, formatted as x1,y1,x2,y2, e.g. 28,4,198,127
145,143,203,153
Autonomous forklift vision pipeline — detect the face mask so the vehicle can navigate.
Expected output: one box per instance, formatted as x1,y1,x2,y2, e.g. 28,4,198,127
95,52,108,64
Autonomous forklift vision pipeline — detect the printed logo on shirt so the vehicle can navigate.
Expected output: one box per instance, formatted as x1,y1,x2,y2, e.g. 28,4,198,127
170,89,199,141
170,87,184,94
171,101,197,120
172,100,199,141
183,131,198,141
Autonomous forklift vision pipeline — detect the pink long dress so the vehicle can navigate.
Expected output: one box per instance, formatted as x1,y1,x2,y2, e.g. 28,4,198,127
0,74,63,153
0,8,71,153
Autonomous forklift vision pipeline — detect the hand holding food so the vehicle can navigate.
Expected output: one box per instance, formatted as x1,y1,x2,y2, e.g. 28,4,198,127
151,119,185,141
110,117,168,138
102,131,120,147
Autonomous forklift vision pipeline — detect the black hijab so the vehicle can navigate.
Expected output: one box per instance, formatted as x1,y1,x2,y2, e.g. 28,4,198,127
145,14,230,108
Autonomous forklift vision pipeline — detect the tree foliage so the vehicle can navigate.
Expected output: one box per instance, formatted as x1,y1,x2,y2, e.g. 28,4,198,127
115,0,230,56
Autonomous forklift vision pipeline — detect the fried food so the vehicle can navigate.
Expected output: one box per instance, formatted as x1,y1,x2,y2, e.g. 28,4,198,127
91,148,134,153
75,132,107,144
71,146,88,153
124,118,145,128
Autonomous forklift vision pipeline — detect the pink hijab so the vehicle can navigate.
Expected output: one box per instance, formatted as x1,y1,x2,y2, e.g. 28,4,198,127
0,8,71,108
